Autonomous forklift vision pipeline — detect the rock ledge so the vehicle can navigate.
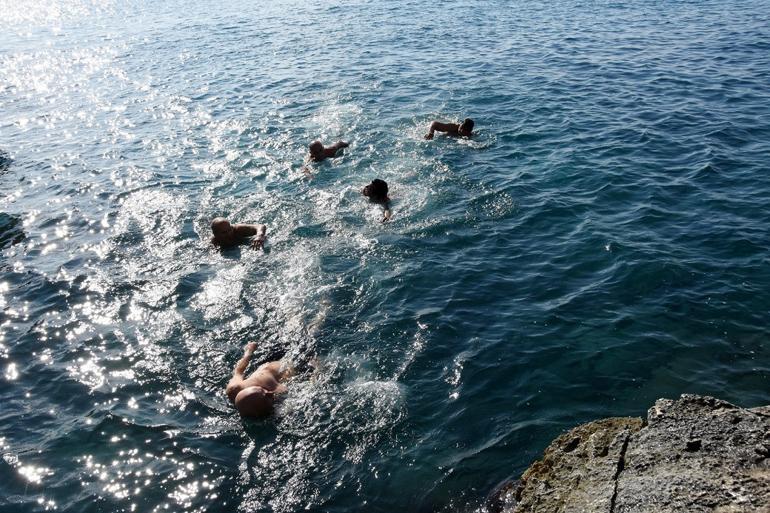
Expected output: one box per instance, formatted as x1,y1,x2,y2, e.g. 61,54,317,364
492,395,770,513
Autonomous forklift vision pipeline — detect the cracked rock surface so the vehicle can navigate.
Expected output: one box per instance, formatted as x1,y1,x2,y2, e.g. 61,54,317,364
493,395,770,513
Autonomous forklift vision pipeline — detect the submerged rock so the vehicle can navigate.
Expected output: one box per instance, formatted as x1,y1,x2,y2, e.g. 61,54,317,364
0,150,10,173
0,213,25,249
494,395,770,513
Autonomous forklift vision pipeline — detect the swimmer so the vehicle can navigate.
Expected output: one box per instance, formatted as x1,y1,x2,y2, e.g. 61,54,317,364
226,342,293,418
211,217,267,249
424,118,474,140
308,140,350,162
362,178,392,222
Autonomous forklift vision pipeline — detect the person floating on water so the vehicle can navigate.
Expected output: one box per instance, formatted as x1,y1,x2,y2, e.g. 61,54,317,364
362,178,392,223
308,140,350,162
211,217,267,249
424,118,474,140
226,342,293,418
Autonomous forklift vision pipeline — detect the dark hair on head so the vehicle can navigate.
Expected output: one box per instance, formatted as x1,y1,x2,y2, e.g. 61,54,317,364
364,178,388,201
211,217,230,232
461,118,474,131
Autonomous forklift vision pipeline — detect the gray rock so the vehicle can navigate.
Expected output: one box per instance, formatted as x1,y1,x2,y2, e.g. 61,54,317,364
616,395,770,513
0,150,10,173
496,395,770,513
0,212,25,249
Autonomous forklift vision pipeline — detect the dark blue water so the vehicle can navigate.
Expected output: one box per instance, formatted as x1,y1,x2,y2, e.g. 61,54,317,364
2,1,770,511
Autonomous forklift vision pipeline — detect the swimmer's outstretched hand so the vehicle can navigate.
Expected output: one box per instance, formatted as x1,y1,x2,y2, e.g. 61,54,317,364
424,132,434,140
251,236,265,250
244,342,257,354
251,224,267,250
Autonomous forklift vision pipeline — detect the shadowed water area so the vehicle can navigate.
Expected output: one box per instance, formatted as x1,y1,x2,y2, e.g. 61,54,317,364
1,0,770,511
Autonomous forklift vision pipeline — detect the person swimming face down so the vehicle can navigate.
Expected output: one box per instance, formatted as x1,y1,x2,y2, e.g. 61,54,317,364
211,217,268,249
425,118,475,139
225,343,291,419
308,140,349,162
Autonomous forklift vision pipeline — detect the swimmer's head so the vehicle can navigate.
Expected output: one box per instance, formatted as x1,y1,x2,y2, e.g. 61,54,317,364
459,118,474,136
211,217,234,244
234,386,275,418
362,179,389,203
309,140,324,159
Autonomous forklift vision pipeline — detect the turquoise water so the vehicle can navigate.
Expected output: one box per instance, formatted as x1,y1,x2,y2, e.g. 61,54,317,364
2,0,770,511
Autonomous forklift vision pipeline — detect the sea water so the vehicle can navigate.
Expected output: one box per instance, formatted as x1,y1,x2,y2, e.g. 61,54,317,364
1,0,769,511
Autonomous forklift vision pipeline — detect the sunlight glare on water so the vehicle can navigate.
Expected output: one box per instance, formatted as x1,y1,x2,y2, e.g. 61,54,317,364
1,0,770,512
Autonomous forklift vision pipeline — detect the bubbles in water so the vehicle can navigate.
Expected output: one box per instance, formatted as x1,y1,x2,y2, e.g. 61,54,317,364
237,370,405,512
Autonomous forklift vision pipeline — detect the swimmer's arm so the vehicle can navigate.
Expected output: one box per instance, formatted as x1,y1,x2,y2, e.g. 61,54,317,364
232,342,257,378
232,223,266,248
226,343,256,401
382,202,392,223
251,224,267,249
425,121,454,139
325,141,349,157
232,223,257,237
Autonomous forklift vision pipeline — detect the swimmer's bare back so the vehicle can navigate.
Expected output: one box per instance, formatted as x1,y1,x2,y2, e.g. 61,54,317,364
425,121,460,139
425,119,473,139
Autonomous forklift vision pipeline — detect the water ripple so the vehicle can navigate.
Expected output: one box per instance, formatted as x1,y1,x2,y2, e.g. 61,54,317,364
2,1,770,512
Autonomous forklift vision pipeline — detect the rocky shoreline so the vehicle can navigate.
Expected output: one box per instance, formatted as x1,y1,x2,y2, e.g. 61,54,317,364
489,395,770,513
